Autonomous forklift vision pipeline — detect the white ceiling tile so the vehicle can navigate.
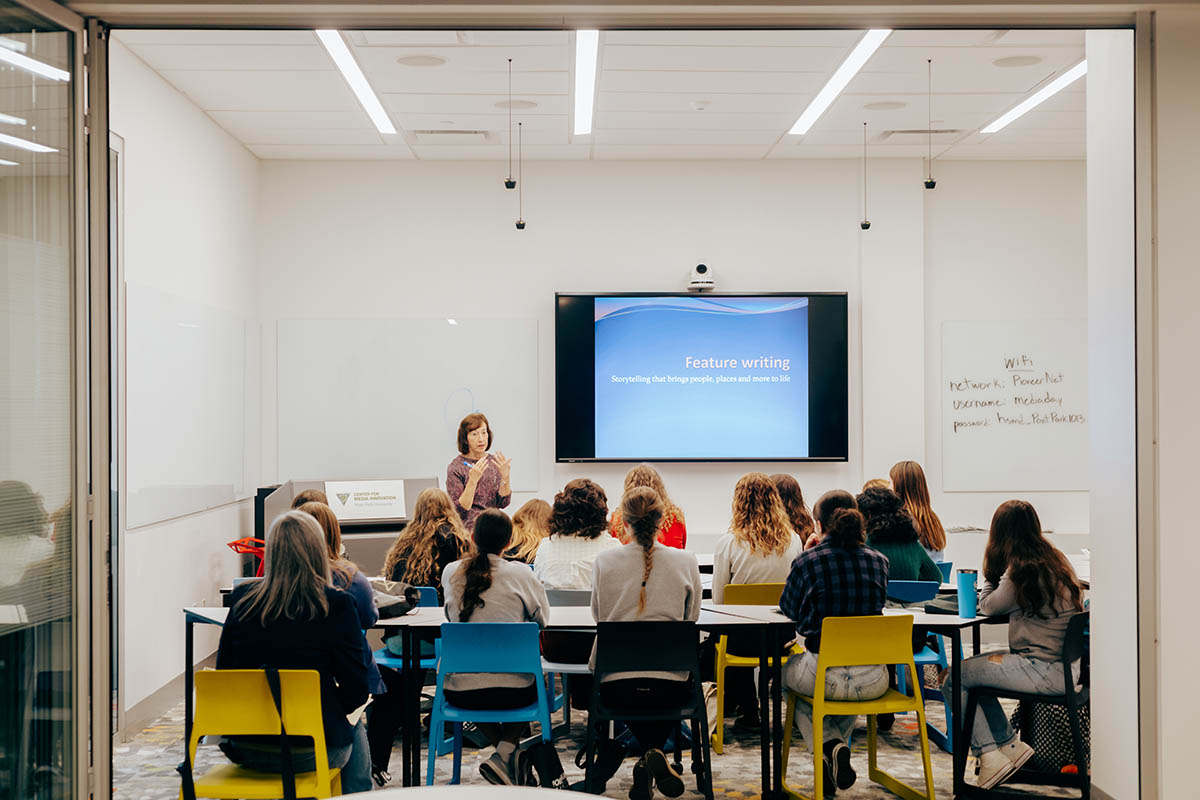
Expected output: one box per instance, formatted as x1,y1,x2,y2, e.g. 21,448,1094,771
383,93,569,115
364,68,567,96
208,110,374,133
353,44,568,76
592,129,781,145
242,128,384,146
125,43,332,72
858,44,1085,94
395,113,564,134
157,69,358,112
601,44,849,73
248,143,415,159
351,31,462,46
593,144,771,160
603,30,861,47
113,30,317,46
596,110,794,131
597,92,806,114
411,144,588,160
599,70,824,95
990,30,1087,47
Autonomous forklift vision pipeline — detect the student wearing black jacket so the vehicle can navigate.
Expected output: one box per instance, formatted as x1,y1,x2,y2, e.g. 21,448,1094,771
216,511,372,793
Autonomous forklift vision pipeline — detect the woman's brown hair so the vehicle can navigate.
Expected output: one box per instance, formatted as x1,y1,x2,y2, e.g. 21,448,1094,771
457,413,493,455
300,501,359,585
235,511,331,625
824,507,867,551
454,509,512,621
382,488,469,586
812,490,857,532
862,478,890,492
292,488,328,508
508,498,552,563
621,487,665,613
984,500,1084,618
731,472,798,555
768,473,814,543
550,478,609,539
889,461,946,552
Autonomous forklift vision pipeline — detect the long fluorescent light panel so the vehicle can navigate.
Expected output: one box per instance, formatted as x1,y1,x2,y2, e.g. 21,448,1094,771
315,29,397,135
789,29,891,136
0,113,26,126
981,60,1087,134
0,132,56,153
0,159,18,166
0,47,69,82
574,30,600,135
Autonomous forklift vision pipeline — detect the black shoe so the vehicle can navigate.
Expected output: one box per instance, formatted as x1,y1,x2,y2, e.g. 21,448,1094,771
584,739,628,794
370,766,390,787
820,755,837,798
630,754,653,800
734,711,761,731
643,748,685,798
823,739,856,790
875,712,895,732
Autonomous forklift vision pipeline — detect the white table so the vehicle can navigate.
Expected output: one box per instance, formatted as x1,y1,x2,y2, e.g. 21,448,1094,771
372,787,567,799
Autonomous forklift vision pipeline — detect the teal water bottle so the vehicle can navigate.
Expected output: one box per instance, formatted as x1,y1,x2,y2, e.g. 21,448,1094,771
957,569,978,618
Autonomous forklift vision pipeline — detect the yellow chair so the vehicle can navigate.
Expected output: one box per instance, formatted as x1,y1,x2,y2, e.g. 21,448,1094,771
711,582,803,754
181,669,342,799
781,615,935,800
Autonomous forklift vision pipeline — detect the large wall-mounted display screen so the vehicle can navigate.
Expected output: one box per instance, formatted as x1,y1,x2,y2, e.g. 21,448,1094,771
556,293,848,462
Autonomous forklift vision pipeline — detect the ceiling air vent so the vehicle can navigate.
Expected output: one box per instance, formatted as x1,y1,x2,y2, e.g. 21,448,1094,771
877,128,962,143
411,129,491,145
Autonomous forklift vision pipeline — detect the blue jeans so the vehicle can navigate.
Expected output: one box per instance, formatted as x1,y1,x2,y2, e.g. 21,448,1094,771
224,717,372,793
941,652,1075,756
783,650,889,748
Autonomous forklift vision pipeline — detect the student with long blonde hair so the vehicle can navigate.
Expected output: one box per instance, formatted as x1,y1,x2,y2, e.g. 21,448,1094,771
505,498,551,564
300,502,378,630
607,464,687,548
889,460,947,561
382,488,471,601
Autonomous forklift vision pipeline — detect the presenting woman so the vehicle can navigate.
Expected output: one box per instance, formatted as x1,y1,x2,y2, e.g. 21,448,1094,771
446,413,512,529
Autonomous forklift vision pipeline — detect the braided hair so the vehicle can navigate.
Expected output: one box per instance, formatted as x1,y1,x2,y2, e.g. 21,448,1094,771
621,486,665,614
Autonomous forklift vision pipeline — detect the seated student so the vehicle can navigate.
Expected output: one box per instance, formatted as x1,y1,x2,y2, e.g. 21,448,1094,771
505,498,551,564
534,479,620,590
368,488,470,785
442,508,550,785
941,500,1084,790
713,472,806,727
780,496,889,798
216,511,371,793
292,488,329,509
856,488,943,586
801,489,857,551
889,461,946,562
590,487,703,799
770,473,815,546
300,501,378,630
607,464,687,548
862,478,891,492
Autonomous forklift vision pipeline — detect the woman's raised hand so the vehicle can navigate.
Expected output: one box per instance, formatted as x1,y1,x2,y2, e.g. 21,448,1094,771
493,452,512,483
467,455,491,483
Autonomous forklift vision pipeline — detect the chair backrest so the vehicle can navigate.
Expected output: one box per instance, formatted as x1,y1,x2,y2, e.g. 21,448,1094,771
887,580,940,604
546,588,592,606
816,615,914,670
593,621,700,681
937,561,954,583
192,669,330,783
1062,611,1090,668
439,622,543,677
232,576,262,589
724,582,786,605
414,586,440,607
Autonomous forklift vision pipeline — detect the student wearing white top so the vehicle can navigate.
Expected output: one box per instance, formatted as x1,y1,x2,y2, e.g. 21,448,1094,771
442,509,550,786
533,478,620,589
712,472,805,727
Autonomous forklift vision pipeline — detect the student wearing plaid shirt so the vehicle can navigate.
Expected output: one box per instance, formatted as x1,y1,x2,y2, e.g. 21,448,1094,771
779,491,889,797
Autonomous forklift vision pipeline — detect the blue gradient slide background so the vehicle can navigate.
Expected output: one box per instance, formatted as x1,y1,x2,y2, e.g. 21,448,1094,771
593,297,809,458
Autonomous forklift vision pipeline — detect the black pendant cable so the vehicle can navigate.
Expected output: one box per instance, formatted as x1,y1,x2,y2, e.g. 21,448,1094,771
515,122,526,229
504,58,516,189
860,122,871,230
924,58,937,189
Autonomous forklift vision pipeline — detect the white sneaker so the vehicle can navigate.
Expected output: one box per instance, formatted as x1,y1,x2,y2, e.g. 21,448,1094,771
1004,739,1036,772
479,751,514,785
975,749,1018,790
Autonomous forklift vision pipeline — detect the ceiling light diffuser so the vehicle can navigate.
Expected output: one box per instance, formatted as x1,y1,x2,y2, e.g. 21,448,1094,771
0,46,69,81
982,60,1087,134
0,113,27,126
0,159,18,166
789,29,891,135
0,132,56,153
315,29,397,135
573,30,600,136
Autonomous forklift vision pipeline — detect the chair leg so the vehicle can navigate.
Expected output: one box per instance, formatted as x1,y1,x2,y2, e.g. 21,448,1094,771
674,721,684,770
450,722,463,785
563,675,571,731
583,711,597,793
1065,697,1089,799
713,658,726,755
694,713,715,800
811,706,824,800
425,708,441,785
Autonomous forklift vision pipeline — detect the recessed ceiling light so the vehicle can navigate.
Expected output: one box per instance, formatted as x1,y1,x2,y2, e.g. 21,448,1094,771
574,30,600,135
0,131,55,153
993,55,1043,68
864,101,906,111
0,46,69,81
396,54,447,67
494,99,538,110
982,59,1087,133
316,30,397,135
789,29,892,135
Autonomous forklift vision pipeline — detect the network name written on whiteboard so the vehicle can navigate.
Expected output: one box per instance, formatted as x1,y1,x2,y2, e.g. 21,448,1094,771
948,353,1086,434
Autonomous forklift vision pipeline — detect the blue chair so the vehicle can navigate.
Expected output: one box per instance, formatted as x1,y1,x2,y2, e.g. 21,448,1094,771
937,561,954,583
426,622,553,785
374,586,440,672
888,580,954,753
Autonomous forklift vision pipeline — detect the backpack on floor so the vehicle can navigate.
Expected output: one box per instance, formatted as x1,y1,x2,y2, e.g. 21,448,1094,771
523,740,570,789
1009,700,1091,774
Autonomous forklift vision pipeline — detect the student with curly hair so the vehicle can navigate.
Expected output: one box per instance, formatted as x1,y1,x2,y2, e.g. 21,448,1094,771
607,464,687,548
534,479,620,590
855,487,943,585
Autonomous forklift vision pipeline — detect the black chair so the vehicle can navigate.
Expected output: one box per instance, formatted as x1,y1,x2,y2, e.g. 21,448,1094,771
584,621,714,800
962,611,1089,799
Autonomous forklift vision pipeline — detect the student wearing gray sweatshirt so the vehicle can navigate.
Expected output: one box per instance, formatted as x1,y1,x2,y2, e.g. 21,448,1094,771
589,486,703,800
940,500,1085,791
442,509,550,786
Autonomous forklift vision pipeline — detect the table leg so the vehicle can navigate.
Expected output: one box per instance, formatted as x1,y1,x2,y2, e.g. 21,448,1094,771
405,627,421,786
950,628,967,797
184,617,194,753
770,630,784,800
759,630,771,798
973,624,981,656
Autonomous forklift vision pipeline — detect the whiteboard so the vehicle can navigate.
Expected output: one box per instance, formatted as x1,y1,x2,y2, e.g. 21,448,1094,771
126,281,260,527
941,320,1088,492
276,318,539,493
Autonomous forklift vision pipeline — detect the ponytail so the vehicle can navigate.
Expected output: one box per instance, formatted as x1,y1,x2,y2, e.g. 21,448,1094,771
825,508,866,551
457,509,513,621
621,486,664,613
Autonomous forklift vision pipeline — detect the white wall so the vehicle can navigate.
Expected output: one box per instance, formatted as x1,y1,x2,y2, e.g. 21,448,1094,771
110,38,261,711
257,157,1084,550
1153,9,1200,798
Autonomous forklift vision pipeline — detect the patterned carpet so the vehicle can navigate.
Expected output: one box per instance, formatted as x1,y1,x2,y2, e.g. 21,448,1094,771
113,687,1080,799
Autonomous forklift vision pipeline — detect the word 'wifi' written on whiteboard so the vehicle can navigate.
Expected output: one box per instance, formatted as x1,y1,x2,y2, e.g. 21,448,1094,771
941,320,1088,492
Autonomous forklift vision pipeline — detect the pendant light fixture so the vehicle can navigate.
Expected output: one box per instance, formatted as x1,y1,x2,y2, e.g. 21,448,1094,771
504,58,516,189
860,122,871,230
924,59,937,189
515,122,526,229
